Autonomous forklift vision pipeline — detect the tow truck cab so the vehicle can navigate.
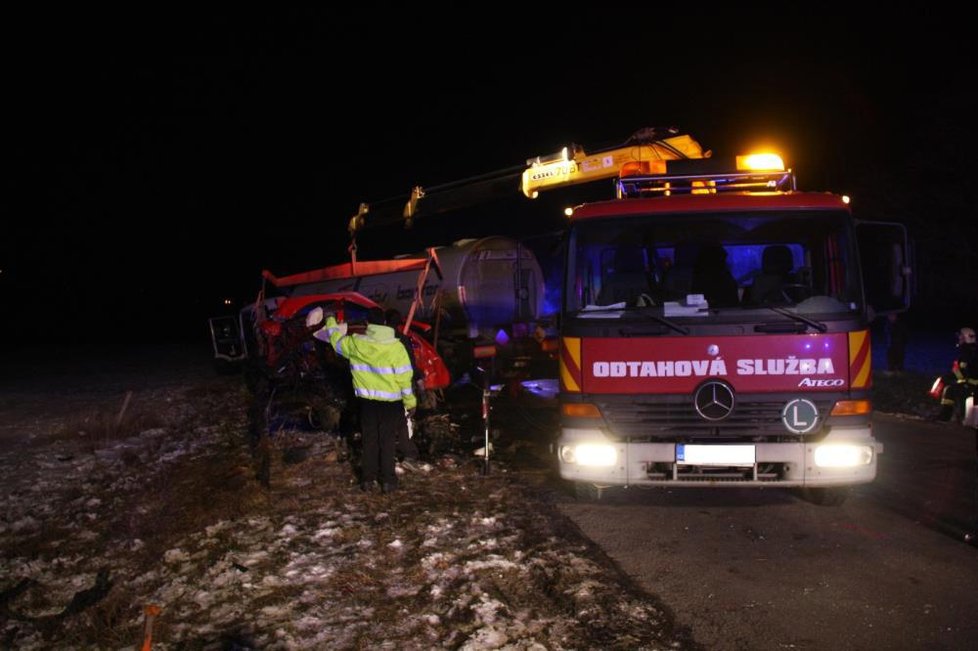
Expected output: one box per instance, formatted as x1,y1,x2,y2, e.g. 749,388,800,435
555,157,911,502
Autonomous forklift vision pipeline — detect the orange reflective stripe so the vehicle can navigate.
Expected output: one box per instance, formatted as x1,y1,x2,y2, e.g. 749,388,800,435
848,330,871,388
560,337,581,393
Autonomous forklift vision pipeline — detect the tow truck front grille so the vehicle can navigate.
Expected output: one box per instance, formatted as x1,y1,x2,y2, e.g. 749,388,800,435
646,462,786,482
595,396,835,441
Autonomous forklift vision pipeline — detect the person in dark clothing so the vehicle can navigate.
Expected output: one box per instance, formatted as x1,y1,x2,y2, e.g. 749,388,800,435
747,244,794,304
884,313,910,372
938,327,978,423
691,244,739,307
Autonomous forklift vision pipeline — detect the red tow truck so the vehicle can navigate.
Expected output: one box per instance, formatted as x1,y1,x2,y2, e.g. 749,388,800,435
550,152,911,504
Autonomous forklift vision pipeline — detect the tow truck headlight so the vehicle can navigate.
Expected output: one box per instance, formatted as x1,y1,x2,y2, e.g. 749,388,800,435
560,443,617,467
814,444,873,468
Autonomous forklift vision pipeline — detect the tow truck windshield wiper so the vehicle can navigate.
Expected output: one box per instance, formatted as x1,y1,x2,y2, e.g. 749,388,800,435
626,309,690,335
576,304,690,335
578,303,627,313
762,306,827,333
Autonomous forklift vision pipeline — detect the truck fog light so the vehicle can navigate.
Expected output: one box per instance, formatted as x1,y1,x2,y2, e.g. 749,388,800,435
814,444,872,467
562,443,616,467
559,445,576,464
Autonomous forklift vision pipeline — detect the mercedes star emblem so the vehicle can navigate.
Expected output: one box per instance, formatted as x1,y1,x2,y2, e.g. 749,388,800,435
693,380,735,421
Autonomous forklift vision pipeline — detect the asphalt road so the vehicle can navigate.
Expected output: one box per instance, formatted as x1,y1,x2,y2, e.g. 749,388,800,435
554,415,978,650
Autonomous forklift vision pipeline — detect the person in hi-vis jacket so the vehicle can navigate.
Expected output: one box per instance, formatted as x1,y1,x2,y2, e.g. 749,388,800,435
307,306,416,493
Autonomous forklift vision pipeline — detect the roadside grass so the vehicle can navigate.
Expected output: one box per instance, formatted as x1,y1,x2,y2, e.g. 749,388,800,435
870,369,941,420
50,404,165,450
71,429,266,645
9,377,267,648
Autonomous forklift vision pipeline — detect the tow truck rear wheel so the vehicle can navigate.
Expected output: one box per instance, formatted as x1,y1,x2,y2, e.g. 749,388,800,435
800,486,849,506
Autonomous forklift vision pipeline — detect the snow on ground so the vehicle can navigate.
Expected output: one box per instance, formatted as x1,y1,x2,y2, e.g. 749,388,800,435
0,372,694,650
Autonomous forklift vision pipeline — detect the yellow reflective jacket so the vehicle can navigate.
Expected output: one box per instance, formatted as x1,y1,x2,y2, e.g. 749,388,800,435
315,316,416,409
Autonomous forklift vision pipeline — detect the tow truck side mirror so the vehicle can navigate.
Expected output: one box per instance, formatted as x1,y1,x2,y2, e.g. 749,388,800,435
856,220,913,316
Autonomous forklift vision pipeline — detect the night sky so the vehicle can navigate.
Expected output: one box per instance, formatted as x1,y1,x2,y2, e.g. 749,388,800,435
5,8,976,345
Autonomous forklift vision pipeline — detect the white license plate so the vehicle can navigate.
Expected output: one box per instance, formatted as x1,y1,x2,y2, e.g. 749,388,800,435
676,444,756,466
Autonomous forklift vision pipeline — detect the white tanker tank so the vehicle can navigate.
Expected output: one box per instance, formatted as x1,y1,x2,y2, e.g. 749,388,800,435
275,236,547,341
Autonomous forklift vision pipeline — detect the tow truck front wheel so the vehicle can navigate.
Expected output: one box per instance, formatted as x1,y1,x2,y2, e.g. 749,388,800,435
800,486,850,506
570,481,615,502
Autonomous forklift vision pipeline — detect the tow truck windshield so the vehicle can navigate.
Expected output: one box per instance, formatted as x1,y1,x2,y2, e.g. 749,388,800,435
565,210,860,318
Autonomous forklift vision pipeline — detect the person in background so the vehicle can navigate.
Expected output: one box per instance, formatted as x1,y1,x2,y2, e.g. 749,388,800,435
307,306,416,493
884,313,909,372
938,327,977,423
691,244,739,307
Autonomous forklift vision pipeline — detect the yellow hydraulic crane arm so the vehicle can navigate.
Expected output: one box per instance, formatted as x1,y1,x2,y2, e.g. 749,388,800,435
520,133,707,198
348,128,709,236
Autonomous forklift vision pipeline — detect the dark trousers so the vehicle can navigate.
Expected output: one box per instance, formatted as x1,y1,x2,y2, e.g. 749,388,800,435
358,398,403,485
941,378,975,422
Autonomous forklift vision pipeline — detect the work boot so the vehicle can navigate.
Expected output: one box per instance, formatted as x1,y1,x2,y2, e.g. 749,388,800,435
381,481,398,494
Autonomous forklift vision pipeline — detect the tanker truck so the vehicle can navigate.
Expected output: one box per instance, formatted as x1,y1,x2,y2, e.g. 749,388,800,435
213,237,550,372
278,237,544,341
254,236,552,379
